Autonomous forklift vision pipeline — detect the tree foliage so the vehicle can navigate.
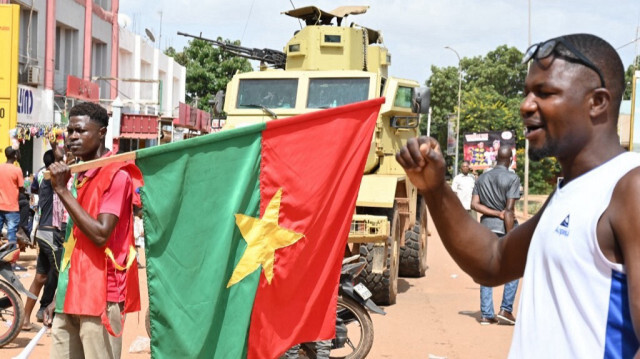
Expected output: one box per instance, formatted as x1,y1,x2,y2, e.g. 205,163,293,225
425,45,561,194
165,38,252,111
623,56,640,100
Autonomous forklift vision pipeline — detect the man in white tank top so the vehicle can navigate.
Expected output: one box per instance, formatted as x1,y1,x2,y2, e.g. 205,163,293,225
396,34,640,358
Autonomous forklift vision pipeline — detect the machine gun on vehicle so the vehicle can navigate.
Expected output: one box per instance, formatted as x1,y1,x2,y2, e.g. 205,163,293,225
177,31,286,69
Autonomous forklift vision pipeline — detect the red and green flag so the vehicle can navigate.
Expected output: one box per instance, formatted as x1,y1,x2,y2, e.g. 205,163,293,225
137,98,383,358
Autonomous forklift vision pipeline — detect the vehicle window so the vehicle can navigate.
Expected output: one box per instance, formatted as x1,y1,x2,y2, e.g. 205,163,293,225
236,79,298,109
394,86,413,108
307,78,370,109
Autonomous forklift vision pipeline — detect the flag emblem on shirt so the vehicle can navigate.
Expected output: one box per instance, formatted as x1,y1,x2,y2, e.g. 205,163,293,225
555,215,570,236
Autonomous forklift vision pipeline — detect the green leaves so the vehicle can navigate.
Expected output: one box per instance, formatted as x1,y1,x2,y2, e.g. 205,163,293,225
623,56,639,101
165,38,252,111
425,45,560,194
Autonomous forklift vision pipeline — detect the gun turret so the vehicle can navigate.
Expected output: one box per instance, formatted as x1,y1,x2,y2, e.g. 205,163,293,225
177,32,286,69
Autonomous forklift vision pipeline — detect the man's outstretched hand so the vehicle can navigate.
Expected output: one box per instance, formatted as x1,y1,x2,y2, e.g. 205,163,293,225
395,136,447,193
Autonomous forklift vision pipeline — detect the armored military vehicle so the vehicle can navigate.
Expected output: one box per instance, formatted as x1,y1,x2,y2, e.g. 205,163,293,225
181,5,430,305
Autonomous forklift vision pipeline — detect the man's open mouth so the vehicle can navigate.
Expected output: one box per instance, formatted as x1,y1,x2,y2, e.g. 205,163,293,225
525,124,544,136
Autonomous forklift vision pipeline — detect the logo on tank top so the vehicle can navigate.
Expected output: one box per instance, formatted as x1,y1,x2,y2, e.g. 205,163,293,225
555,215,570,236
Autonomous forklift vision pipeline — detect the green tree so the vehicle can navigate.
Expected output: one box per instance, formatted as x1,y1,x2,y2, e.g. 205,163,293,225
165,38,252,111
623,55,640,100
514,148,561,194
425,45,561,194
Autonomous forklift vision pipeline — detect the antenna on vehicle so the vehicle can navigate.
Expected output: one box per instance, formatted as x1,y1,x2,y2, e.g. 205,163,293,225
158,11,163,50
145,28,156,42
289,0,302,29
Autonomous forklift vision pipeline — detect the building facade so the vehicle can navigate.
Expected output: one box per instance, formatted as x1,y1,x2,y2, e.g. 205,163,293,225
3,0,185,174
115,26,186,152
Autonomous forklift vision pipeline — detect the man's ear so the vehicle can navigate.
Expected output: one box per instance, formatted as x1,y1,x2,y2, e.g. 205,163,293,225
589,88,611,120
99,126,107,140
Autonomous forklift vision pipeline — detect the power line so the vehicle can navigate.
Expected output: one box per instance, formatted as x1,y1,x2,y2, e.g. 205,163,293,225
616,37,640,50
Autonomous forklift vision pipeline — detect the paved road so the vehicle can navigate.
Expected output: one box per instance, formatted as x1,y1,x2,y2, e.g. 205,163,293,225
5,206,534,358
4,250,152,358
367,212,520,358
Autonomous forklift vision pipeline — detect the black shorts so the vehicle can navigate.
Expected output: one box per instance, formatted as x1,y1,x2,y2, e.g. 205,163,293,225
36,229,61,275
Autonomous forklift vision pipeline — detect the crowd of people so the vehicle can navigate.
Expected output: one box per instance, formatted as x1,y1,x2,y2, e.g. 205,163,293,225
1,32,639,358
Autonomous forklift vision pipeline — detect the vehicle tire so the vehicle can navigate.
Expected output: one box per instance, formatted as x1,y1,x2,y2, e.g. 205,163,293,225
303,296,374,359
357,205,400,305
399,198,428,277
0,280,25,347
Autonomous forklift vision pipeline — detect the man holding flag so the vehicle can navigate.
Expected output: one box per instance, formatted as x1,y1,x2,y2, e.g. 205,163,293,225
41,97,383,358
44,102,142,359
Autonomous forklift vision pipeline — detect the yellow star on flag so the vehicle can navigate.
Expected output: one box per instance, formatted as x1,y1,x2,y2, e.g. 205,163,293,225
60,231,77,272
227,188,304,288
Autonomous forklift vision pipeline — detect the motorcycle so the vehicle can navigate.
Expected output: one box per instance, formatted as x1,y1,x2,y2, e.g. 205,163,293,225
300,255,385,359
0,241,37,347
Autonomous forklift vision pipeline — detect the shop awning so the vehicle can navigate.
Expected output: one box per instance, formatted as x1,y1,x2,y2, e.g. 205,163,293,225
119,114,159,140
119,132,157,140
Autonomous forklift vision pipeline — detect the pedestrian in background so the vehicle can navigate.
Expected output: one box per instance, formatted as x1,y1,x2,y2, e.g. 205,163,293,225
471,146,521,325
23,149,62,331
451,160,476,218
0,147,24,246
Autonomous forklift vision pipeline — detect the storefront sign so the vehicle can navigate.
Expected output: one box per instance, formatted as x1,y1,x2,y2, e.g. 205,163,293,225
66,75,99,102
463,131,517,171
17,85,49,124
446,113,456,156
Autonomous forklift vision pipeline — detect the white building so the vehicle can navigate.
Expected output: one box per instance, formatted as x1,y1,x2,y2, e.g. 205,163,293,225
4,0,185,173
112,26,186,152
117,26,186,118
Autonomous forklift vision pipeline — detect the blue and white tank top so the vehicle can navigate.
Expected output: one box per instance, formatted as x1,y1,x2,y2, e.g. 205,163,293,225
509,152,640,358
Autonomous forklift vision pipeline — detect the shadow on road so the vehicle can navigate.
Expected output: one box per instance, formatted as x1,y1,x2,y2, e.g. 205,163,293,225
458,310,483,321
4,336,34,348
397,278,412,293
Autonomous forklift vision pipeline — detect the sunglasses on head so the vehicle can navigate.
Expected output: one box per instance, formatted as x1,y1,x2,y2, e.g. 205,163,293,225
522,37,606,88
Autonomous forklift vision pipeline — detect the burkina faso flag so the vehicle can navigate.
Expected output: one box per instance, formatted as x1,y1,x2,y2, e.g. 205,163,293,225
137,98,383,359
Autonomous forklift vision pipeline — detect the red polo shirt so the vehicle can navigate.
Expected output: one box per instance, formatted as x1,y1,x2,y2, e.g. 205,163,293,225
0,163,23,212
78,154,133,303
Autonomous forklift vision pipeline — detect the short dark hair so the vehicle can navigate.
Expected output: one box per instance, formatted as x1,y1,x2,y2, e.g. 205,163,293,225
43,150,55,168
555,34,625,115
5,146,17,159
69,102,109,128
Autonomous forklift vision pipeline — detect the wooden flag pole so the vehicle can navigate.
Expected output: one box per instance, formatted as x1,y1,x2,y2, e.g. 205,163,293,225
43,151,137,180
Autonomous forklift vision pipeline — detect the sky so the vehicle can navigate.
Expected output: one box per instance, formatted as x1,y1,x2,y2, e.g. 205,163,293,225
119,0,640,84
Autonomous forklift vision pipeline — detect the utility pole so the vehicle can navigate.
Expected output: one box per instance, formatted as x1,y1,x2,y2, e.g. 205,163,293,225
445,46,462,176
